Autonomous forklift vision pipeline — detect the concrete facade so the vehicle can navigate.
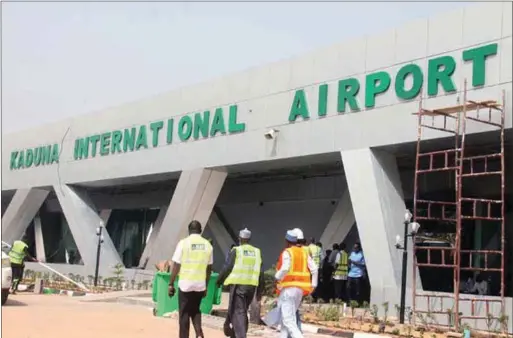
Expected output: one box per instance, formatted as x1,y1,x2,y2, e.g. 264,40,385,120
2,188,50,244
146,168,227,268
54,184,122,274
2,2,511,190
1,2,512,330
342,148,415,305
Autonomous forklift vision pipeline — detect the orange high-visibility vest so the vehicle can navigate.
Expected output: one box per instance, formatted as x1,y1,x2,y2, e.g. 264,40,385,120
276,246,313,296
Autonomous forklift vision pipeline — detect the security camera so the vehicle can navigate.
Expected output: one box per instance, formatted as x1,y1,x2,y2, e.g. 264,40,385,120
395,235,402,249
264,128,279,139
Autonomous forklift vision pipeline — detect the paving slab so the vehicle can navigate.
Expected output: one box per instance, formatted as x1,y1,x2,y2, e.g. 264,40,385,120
80,290,151,302
116,296,154,308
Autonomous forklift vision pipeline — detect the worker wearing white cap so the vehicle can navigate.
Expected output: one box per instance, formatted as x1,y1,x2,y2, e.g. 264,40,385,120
289,228,316,337
293,228,311,258
217,228,264,338
275,229,318,338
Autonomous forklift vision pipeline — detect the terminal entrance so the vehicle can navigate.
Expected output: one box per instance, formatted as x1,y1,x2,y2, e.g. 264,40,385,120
1,135,511,305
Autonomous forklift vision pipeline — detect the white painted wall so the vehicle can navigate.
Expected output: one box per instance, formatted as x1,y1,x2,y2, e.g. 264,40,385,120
2,2,511,190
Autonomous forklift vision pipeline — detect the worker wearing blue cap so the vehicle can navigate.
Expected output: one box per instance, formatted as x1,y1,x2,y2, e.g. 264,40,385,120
217,228,264,338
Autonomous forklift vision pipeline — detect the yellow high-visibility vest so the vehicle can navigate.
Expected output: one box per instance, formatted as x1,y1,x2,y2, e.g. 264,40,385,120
308,244,321,267
334,251,348,277
9,240,28,265
179,235,212,283
224,244,262,286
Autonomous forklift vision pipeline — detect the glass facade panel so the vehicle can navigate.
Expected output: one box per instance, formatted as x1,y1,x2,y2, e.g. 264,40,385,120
106,208,159,268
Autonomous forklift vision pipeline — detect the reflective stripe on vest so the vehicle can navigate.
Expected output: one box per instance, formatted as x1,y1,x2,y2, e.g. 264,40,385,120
224,244,262,286
334,251,348,277
277,246,313,296
308,244,321,267
179,235,212,283
9,240,28,265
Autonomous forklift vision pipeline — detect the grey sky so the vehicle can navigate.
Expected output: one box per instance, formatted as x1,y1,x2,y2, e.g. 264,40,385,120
2,1,471,134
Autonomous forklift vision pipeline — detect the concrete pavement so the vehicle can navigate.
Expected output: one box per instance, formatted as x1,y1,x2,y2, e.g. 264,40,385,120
1,294,333,338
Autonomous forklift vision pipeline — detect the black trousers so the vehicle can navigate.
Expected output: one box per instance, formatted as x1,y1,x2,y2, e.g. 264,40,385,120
347,277,362,304
178,290,204,338
224,285,256,338
333,279,347,302
11,263,24,291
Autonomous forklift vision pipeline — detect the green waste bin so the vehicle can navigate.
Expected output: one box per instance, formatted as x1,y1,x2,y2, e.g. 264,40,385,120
153,272,222,317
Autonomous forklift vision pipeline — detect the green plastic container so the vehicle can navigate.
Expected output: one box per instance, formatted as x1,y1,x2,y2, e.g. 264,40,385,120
153,271,222,317
42,288,59,294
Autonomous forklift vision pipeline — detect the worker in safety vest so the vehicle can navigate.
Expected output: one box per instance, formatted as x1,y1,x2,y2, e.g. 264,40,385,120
332,242,348,302
307,238,323,302
275,230,318,338
288,228,309,334
169,220,213,338
217,228,264,338
8,235,37,294
307,238,322,267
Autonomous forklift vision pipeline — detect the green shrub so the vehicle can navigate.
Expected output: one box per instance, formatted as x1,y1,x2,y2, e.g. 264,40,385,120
315,304,341,322
263,266,277,297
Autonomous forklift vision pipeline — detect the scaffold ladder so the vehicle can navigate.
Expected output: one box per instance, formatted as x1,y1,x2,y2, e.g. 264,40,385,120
411,80,506,332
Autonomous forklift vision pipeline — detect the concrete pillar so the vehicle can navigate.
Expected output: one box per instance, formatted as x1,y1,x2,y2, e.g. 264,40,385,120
146,168,227,268
54,184,122,274
33,216,46,262
138,205,168,269
99,209,112,226
207,210,236,255
319,189,355,247
341,148,420,306
2,188,49,244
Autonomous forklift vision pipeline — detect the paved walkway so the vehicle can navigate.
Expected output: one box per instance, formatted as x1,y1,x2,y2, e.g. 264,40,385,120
2,293,332,338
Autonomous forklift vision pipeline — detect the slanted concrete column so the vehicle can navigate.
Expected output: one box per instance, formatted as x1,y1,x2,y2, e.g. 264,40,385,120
341,148,420,306
33,216,46,262
319,188,355,247
2,188,49,244
54,185,122,274
207,210,236,255
147,168,227,268
99,209,112,226
138,205,168,269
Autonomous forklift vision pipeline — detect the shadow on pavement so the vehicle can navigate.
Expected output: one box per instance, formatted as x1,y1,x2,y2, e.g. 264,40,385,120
4,298,28,306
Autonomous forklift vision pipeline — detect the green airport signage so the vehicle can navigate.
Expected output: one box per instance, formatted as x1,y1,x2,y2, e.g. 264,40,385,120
73,104,245,161
9,43,498,170
10,104,245,170
10,144,60,170
288,43,498,122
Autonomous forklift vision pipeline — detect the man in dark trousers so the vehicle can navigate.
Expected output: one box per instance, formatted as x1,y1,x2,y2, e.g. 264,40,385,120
320,249,333,302
217,228,264,338
347,242,366,305
8,235,37,294
169,220,213,338
332,243,348,302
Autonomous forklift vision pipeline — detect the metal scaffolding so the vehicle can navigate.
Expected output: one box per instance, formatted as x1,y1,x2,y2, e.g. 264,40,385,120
412,80,506,332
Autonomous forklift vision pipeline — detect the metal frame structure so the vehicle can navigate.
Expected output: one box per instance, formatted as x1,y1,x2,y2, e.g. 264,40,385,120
412,80,506,332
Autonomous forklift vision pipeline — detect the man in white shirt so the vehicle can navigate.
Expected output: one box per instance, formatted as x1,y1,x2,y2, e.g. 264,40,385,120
275,230,318,338
169,220,213,338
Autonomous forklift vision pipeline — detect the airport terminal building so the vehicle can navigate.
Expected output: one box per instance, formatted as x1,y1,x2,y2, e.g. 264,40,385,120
2,2,512,330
